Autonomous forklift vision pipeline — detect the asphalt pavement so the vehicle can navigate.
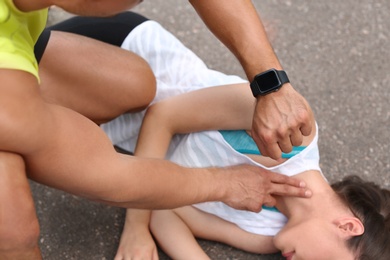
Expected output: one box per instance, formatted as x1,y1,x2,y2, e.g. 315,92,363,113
34,1,390,259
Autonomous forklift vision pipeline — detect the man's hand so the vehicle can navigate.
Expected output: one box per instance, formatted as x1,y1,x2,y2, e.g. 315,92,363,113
251,84,313,160
221,164,312,212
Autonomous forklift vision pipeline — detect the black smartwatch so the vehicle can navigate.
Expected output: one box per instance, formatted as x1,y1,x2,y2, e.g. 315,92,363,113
250,69,290,97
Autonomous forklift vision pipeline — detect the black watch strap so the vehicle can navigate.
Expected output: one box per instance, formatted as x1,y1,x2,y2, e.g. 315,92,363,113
276,70,289,84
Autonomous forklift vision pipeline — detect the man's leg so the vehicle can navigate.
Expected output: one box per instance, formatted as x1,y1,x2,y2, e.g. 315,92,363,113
39,31,156,125
0,152,41,260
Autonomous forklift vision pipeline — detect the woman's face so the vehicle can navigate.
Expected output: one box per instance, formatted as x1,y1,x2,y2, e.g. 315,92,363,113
273,217,355,260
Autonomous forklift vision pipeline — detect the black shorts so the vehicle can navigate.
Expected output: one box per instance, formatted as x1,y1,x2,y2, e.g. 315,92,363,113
34,11,149,63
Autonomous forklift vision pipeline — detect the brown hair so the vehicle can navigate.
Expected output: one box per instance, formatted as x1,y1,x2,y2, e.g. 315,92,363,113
331,175,390,260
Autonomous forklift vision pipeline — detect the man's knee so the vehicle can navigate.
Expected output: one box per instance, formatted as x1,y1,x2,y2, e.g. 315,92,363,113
0,152,24,172
0,212,40,252
0,152,40,252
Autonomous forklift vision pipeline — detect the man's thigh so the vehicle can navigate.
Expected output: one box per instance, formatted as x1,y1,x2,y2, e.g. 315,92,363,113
38,31,155,124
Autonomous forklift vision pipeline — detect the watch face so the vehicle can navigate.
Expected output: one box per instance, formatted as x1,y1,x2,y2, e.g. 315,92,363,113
257,70,281,92
251,69,289,96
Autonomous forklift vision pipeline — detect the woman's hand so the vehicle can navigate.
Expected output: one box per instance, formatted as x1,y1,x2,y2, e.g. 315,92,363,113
114,209,158,260
114,220,158,260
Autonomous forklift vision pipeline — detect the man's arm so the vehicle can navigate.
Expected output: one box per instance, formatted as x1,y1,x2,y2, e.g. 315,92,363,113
135,83,255,157
189,0,314,159
189,0,278,79
15,0,142,15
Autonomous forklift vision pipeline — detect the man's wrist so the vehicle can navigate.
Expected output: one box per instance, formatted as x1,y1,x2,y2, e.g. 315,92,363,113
250,68,290,97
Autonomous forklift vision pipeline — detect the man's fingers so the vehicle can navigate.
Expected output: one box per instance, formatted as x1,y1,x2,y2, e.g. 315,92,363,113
263,195,277,207
290,129,303,147
269,182,312,198
277,136,293,154
262,142,282,160
300,118,313,137
269,172,305,188
266,172,312,197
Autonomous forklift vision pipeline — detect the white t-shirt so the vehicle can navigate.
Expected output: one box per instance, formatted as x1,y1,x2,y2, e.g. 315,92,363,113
101,20,323,236
168,128,321,235
101,20,246,152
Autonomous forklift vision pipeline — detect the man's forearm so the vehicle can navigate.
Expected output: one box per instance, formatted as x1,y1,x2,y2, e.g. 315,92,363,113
100,154,309,213
189,0,282,80
99,156,227,210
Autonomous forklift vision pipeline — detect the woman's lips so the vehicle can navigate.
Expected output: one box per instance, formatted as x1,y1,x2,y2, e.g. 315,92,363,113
282,251,295,260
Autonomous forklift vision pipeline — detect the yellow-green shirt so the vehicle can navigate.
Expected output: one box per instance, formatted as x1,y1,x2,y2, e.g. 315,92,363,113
0,0,48,80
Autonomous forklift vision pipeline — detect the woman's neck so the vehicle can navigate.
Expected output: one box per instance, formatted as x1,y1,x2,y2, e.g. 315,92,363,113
276,170,345,219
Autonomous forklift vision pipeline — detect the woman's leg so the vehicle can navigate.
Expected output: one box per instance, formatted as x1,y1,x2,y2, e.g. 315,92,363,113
38,30,156,124
0,152,41,260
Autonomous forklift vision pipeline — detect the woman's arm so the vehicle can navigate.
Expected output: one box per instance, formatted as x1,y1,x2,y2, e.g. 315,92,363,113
137,81,316,164
121,82,313,258
136,83,255,157
122,83,255,259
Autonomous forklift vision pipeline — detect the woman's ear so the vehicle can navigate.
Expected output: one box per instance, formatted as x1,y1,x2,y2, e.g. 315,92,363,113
336,217,364,238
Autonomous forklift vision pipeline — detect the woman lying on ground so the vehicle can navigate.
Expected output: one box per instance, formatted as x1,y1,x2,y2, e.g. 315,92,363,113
43,12,390,259
97,13,388,260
